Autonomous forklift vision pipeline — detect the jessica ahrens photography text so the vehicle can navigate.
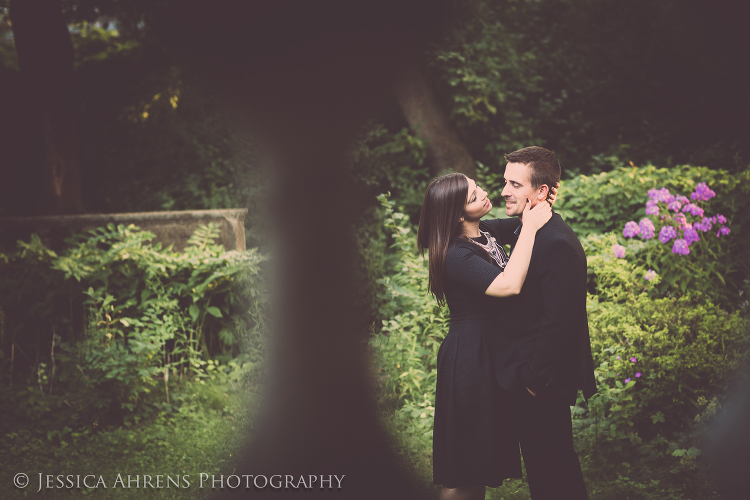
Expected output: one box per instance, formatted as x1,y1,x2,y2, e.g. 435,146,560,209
15,472,345,492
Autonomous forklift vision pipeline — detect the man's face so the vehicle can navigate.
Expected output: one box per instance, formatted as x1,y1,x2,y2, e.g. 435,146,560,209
501,162,538,217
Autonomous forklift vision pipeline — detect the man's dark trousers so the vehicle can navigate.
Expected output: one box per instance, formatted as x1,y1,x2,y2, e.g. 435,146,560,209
511,389,587,499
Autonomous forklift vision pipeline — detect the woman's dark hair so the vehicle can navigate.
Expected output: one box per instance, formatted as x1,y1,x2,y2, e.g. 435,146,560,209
417,173,468,306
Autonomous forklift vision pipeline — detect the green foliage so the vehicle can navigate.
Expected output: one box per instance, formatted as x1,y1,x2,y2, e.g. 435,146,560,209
581,252,750,444
0,371,255,499
71,23,140,67
348,124,429,217
346,125,433,329
433,0,548,160
369,195,447,418
430,0,750,174
549,164,749,305
558,238,749,499
554,164,750,237
73,54,270,248
0,223,267,430
583,229,738,311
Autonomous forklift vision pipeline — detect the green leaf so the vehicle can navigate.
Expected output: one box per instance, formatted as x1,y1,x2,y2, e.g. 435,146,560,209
189,304,199,322
206,306,222,318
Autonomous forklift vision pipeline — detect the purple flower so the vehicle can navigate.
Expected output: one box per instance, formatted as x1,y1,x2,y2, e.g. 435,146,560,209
635,372,642,378
674,213,687,228
683,227,700,245
691,182,716,201
694,217,713,232
644,269,657,281
623,221,640,238
630,357,637,363
612,244,626,258
682,203,704,217
716,214,727,224
668,199,682,211
659,225,677,243
639,218,655,240
717,227,731,237
624,378,631,383
677,195,690,205
649,187,673,203
672,239,690,255
616,355,621,360
645,200,660,216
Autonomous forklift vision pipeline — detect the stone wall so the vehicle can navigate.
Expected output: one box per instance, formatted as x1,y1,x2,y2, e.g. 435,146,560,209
0,209,248,253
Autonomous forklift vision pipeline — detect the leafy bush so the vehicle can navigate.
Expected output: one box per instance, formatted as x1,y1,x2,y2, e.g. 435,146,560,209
553,164,750,239
348,124,429,219
369,195,446,436
569,244,750,498
580,250,750,446
0,367,256,500
0,223,267,430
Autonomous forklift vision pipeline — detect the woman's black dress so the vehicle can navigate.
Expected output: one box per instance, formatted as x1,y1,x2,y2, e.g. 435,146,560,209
433,218,522,488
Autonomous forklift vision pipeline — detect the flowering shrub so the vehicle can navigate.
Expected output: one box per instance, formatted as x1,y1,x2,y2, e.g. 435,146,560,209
577,248,750,464
548,164,750,307
551,164,750,237
622,183,730,257
605,181,742,306
612,244,626,258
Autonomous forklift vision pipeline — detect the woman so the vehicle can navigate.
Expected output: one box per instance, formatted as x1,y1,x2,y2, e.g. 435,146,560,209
417,173,553,500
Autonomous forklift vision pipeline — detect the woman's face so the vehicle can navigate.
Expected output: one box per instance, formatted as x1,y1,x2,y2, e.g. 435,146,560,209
463,177,492,222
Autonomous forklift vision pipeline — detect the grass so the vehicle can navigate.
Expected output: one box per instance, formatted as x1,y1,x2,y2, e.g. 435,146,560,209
0,377,257,499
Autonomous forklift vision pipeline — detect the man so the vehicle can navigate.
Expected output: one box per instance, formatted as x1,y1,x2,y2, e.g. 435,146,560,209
493,146,597,499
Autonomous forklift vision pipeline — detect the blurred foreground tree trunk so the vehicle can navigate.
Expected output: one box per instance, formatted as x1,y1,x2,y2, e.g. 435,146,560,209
394,65,476,178
9,0,83,215
162,1,450,497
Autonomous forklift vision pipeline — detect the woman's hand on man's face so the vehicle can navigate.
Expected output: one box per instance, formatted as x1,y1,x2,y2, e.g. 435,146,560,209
548,182,561,205
522,198,553,231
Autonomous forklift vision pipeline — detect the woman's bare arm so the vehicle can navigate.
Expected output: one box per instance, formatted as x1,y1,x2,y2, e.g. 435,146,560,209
484,200,551,297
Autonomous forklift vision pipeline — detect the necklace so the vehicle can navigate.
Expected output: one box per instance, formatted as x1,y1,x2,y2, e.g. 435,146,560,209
468,229,509,270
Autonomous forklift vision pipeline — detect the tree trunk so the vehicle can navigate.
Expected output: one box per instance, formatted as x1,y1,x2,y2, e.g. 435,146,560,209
162,1,449,497
9,0,83,215
394,65,476,178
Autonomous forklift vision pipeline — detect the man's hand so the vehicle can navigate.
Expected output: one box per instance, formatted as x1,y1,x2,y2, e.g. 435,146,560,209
527,387,537,397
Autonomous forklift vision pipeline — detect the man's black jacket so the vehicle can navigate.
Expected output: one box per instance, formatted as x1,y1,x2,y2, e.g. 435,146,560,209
491,213,597,405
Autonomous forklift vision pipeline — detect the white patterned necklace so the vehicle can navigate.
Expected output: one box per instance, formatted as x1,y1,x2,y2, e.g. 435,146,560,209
468,229,509,270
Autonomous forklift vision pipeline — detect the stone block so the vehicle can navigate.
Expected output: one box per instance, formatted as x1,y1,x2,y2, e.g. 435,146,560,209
0,209,248,253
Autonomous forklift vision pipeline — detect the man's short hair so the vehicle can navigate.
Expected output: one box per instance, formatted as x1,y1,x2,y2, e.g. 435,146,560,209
504,146,560,191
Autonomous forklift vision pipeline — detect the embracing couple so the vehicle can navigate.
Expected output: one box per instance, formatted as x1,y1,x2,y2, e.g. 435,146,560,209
417,146,597,500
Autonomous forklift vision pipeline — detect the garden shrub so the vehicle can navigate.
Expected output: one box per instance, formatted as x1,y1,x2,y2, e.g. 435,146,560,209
553,164,750,238
569,239,750,499
580,250,750,446
0,223,267,431
369,195,447,442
